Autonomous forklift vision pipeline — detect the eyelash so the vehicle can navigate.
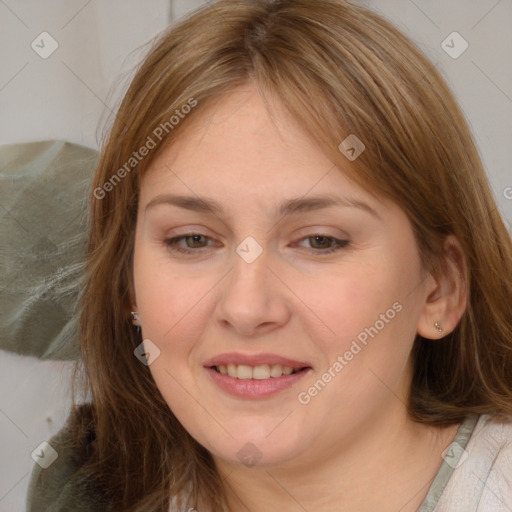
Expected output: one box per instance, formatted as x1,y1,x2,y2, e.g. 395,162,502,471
164,234,349,255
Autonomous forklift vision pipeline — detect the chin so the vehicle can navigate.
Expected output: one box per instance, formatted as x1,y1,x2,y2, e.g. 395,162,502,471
190,418,307,468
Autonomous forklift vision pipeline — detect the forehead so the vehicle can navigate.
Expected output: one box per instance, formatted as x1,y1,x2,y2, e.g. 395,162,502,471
140,85,369,206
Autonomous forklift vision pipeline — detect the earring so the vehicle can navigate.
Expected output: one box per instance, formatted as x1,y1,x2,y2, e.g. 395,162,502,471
434,321,443,333
131,311,141,334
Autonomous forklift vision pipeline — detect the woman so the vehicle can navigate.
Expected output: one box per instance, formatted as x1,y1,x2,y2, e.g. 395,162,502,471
27,0,512,510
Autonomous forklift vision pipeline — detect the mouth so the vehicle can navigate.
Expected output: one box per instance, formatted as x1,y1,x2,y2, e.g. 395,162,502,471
204,353,312,399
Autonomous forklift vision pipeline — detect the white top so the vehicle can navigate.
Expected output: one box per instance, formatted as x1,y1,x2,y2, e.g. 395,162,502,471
419,414,512,511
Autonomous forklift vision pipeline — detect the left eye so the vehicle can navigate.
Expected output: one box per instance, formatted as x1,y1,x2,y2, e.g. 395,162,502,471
296,235,349,254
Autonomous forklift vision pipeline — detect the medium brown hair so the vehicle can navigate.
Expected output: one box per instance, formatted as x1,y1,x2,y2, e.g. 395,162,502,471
73,0,512,509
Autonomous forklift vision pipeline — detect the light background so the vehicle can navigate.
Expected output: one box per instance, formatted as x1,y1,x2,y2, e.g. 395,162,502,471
0,1,511,510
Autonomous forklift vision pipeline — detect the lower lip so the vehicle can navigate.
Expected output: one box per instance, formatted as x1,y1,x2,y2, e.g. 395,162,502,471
205,367,311,399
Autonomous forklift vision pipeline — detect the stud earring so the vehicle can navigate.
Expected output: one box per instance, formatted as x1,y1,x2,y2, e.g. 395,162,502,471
131,311,141,333
434,321,443,333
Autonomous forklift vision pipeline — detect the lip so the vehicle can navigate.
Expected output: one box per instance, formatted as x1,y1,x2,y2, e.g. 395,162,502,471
203,352,313,399
203,352,311,370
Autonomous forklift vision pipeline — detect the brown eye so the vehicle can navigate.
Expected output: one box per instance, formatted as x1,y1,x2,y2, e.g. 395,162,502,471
183,235,208,248
297,235,349,254
309,236,332,249
165,234,212,253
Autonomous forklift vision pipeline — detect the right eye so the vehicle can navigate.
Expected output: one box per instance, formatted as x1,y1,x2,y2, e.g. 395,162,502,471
164,234,214,254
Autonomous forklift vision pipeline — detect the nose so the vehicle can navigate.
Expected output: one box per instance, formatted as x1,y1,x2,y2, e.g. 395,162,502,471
215,246,292,337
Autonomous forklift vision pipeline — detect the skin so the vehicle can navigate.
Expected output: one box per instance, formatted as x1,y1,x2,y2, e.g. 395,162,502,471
132,83,467,511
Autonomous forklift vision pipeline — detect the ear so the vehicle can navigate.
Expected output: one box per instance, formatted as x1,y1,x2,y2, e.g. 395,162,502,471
417,235,468,339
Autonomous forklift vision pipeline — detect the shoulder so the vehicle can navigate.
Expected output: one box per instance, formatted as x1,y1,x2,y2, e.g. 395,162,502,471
467,414,512,471
26,403,112,512
469,414,512,490
436,414,512,511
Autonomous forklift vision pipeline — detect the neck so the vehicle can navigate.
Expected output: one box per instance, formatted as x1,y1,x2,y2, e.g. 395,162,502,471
215,404,460,512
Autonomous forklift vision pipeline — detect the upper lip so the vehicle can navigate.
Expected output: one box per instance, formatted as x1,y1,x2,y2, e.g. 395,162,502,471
204,352,312,370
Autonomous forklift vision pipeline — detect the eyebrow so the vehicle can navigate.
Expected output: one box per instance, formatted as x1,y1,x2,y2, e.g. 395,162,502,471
144,193,381,219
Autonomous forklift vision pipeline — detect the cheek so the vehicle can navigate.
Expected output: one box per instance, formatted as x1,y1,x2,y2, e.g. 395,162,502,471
299,257,420,391
132,259,213,425
298,261,404,348
132,242,212,343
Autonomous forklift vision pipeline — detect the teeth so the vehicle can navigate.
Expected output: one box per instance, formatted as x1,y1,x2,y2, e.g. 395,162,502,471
237,364,253,380
216,363,297,379
270,364,283,377
227,363,237,378
253,365,270,380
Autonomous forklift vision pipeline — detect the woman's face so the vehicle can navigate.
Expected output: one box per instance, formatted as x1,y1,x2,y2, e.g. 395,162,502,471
132,84,432,468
